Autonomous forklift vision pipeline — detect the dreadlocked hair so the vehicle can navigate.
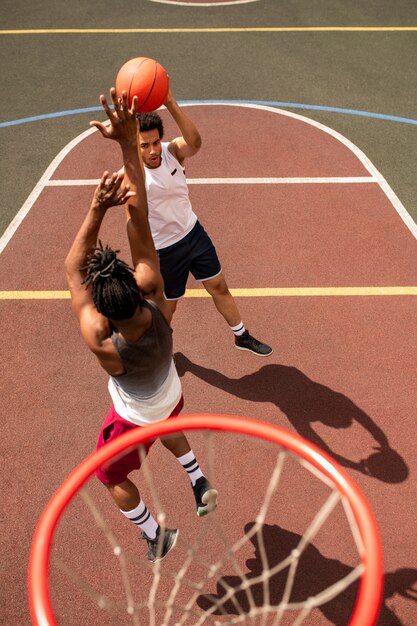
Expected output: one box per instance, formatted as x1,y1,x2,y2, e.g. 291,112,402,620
81,241,144,320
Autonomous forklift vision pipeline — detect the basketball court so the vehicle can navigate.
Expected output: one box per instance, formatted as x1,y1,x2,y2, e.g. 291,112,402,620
1,1,417,624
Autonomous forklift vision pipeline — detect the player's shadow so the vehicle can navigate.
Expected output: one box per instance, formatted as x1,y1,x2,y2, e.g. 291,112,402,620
196,522,417,626
383,567,417,624
175,353,408,483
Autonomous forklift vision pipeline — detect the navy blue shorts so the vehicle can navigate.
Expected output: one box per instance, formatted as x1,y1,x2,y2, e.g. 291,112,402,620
157,221,222,300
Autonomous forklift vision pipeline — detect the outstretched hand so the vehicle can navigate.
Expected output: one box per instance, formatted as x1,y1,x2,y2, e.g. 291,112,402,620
92,171,135,210
90,88,138,144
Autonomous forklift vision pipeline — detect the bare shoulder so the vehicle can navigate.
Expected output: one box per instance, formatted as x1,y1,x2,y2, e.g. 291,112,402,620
79,305,112,350
79,311,125,374
167,138,182,161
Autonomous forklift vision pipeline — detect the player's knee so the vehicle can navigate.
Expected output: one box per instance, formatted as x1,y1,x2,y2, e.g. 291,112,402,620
204,275,229,296
169,299,179,314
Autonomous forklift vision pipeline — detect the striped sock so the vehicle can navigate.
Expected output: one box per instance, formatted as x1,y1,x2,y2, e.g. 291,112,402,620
177,450,204,486
120,500,158,539
230,321,246,337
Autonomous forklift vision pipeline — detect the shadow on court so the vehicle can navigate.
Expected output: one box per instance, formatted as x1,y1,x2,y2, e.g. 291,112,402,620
196,523,417,626
175,353,408,484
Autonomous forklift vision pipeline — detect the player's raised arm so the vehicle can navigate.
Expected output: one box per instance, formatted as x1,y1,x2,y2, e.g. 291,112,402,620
65,171,132,318
64,171,134,359
91,89,169,317
163,89,202,164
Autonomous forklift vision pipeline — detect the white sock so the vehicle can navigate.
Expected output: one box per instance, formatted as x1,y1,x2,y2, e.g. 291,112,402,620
230,321,246,336
120,500,158,539
177,450,204,486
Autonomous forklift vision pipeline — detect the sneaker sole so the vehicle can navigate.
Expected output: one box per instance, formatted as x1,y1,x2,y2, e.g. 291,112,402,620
235,345,273,357
153,529,179,562
197,489,218,517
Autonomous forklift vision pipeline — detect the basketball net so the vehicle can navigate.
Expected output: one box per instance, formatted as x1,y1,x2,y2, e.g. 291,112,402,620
28,415,383,625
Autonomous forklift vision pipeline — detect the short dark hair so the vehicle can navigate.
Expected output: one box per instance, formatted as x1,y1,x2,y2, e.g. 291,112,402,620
81,241,144,320
136,111,164,139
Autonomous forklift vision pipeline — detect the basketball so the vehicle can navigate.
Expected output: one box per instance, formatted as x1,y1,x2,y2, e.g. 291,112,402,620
115,57,169,112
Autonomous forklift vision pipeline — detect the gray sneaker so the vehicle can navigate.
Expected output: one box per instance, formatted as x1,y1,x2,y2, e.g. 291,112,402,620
235,330,273,356
142,526,179,562
192,476,218,517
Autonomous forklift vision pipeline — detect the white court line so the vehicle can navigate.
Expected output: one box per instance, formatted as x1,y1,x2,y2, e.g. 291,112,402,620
46,176,377,186
147,0,260,5
1,103,416,257
0,126,96,255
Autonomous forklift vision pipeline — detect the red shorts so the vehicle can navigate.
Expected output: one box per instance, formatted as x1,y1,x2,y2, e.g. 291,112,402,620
95,396,184,485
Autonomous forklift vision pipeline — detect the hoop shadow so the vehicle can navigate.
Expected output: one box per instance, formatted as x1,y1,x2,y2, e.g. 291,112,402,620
175,353,408,483
196,523,417,625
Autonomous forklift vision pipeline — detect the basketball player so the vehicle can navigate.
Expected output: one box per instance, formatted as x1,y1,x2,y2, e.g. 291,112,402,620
92,89,272,357
65,90,217,562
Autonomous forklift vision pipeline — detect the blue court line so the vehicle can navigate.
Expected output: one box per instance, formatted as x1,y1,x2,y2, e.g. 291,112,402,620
0,101,416,128
0,106,101,127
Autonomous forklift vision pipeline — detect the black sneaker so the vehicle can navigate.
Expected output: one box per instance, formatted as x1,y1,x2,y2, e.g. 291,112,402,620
235,330,273,356
192,476,218,517
142,526,179,562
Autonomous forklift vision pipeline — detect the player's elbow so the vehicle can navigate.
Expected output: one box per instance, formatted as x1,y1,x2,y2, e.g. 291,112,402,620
194,134,202,151
187,135,202,158
64,254,78,283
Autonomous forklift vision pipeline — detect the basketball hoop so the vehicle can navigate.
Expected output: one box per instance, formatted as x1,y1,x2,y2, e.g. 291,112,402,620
28,415,383,625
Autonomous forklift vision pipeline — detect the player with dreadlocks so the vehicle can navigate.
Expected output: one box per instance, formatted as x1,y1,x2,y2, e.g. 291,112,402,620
82,240,144,319
65,89,217,563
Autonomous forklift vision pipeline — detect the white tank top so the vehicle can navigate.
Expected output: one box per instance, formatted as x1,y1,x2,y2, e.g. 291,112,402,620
108,359,182,426
145,142,198,249
107,301,182,425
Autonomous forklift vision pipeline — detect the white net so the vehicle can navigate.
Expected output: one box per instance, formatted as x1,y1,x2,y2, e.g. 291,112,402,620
44,425,372,626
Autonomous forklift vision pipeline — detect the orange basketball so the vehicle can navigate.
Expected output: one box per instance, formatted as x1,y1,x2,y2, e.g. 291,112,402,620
115,57,169,112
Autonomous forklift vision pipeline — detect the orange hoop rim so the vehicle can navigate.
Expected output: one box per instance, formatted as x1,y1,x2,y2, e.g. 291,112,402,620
28,414,383,626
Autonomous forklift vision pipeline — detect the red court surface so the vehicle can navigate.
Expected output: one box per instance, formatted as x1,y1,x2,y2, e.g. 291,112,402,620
1,104,416,625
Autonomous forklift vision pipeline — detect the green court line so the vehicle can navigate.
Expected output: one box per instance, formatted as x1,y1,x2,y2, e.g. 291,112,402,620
1,287,417,300
1,27,416,34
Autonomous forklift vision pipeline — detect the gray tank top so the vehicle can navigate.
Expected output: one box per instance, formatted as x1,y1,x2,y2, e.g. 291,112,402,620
110,301,173,399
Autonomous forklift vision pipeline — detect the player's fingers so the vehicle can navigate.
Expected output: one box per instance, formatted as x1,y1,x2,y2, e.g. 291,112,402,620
100,94,114,119
131,95,138,115
120,190,136,206
120,90,129,110
102,171,117,190
109,87,120,112
111,172,123,189
111,187,134,205
98,170,109,189
89,121,110,137
123,190,136,202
